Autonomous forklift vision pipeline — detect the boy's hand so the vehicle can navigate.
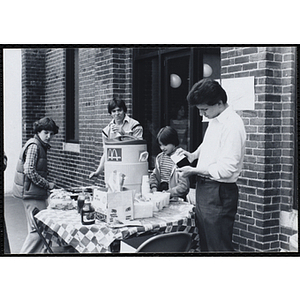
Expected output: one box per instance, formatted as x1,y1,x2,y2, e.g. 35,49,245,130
49,182,56,190
89,171,99,179
111,124,125,135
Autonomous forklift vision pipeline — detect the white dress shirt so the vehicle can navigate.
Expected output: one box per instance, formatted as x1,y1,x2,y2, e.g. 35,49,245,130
196,106,246,183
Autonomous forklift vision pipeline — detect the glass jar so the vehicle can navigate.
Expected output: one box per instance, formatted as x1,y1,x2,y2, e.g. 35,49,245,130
81,202,95,225
77,191,86,214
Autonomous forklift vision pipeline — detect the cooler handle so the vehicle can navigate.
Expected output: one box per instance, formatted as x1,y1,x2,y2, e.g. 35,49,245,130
118,135,139,141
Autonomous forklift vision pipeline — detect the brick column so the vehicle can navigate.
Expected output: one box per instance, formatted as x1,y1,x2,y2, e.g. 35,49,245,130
221,47,296,252
22,49,46,144
90,48,133,187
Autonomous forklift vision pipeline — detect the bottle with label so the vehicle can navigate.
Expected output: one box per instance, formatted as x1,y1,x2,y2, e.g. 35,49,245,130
81,193,95,225
77,191,86,214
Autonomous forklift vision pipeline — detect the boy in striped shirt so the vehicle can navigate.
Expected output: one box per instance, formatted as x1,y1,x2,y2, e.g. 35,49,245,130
149,126,189,200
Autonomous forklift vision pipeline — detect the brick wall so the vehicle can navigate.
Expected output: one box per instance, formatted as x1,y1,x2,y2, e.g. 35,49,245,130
88,48,133,187
21,49,46,143
22,46,297,252
44,49,69,186
221,47,297,251
22,48,133,189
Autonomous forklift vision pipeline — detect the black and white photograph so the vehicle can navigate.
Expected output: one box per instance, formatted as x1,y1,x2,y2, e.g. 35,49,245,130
0,4,299,299
2,45,298,256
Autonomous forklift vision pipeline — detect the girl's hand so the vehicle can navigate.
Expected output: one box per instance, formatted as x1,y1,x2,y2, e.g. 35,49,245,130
151,187,157,193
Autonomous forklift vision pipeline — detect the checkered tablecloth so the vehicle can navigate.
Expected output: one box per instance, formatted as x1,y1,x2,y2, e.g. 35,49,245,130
35,202,199,253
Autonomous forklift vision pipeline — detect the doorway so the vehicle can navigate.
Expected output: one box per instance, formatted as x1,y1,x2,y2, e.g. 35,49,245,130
133,47,220,170
163,53,190,150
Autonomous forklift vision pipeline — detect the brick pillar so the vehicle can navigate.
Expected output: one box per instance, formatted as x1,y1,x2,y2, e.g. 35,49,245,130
221,47,297,252
22,49,46,144
91,48,133,187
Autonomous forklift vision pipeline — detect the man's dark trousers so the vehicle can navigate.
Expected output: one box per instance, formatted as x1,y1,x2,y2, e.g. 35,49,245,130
195,177,238,252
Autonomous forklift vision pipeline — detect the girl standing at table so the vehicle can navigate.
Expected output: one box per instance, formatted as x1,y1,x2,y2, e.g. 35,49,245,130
13,117,59,254
149,126,189,200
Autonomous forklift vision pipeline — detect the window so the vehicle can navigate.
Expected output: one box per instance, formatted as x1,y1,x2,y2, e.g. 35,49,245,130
65,48,79,143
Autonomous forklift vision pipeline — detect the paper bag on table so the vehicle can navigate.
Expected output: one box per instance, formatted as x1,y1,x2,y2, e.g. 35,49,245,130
144,192,170,212
106,170,126,192
133,193,153,219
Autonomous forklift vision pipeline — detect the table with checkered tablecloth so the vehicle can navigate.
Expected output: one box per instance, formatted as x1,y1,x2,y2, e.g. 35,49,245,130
35,201,199,253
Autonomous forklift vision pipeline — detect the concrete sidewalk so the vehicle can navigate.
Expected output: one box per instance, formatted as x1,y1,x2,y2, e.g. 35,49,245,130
4,193,27,254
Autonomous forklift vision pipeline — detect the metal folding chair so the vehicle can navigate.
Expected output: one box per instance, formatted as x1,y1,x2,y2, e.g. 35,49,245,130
135,232,192,253
30,207,77,254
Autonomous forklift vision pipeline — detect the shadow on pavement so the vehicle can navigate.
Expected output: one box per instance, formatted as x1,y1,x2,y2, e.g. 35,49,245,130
4,193,27,254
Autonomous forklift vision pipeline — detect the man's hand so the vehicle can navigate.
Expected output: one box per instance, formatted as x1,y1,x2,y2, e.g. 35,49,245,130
177,166,196,178
177,149,193,163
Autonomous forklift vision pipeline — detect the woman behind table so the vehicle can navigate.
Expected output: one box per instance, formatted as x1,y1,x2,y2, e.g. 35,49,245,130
170,104,188,150
89,98,143,179
12,117,59,254
149,126,189,200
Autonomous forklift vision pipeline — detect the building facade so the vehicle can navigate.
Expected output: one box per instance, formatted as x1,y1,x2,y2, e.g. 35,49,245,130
21,46,298,252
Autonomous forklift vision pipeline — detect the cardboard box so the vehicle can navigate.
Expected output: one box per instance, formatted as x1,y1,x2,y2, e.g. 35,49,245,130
144,192,170,212
93,188,134,223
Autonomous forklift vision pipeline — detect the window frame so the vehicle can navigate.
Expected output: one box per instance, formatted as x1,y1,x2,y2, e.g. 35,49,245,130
65,48,79,143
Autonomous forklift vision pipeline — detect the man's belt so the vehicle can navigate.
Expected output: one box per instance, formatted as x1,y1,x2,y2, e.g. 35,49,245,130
197,176,215,183
197,176,236,184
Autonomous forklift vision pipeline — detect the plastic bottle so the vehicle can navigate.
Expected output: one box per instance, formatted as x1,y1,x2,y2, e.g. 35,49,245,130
141,175,150,197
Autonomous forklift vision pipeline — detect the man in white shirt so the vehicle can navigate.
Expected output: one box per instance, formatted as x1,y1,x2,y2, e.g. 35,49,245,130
178,79,246,252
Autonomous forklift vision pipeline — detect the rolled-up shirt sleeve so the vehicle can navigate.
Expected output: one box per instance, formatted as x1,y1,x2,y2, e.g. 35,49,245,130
23,144,50,190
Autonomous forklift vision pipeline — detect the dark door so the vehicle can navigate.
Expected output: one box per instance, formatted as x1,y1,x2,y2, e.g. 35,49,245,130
163,53,190,150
